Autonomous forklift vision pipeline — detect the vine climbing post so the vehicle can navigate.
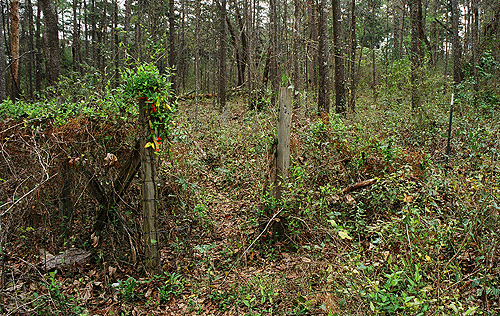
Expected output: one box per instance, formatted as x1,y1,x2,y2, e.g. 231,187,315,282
124,64,176,274
139,97,160,274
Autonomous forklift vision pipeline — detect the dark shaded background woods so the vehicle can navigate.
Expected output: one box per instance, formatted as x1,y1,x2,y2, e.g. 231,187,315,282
1,0,500,110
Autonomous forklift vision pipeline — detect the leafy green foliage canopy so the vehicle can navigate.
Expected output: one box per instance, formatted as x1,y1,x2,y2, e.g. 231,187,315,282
122,63,177,151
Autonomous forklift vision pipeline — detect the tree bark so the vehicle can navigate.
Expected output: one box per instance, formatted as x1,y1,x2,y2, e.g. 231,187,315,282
169,0,177,94
332,0,346,114
113,0,119,87
0,10,6,101
124,0,131,64
269,0,278,104
410,0,425,110
91,0,98,67
180,0,187,92
98,0,107,74
218,0,227,115
195,0,200,122
135,0,143,61
471,0,479,105
35,1,42,91
246,0,256,109
348,0,356,112
451,0,462,85
292,0,301,102
370,0,377,101
235,5,248,87
306,0,317,90
83,0,89,62
26,0,35,98
39,0,61,85
10,0,20,100
226,16,243,86
72,0,81,74
317,0,330,114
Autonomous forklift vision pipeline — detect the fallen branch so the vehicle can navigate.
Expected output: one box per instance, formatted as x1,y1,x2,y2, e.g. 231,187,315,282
39,248,92,271
91,139,141,233
341,178,377,195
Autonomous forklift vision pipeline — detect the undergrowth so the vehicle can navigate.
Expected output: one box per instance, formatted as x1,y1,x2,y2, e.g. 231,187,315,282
0,70,499,315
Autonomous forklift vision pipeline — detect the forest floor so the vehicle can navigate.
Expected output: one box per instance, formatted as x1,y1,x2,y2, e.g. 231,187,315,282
1,92,500,315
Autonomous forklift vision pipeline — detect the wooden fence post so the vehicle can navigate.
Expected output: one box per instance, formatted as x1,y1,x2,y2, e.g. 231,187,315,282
276,87,292,201
139,98,160,274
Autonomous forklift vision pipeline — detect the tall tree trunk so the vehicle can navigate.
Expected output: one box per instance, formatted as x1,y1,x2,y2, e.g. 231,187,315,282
429,0,439,65
399,1,406,61
10,0,20,100
451,0,462,85
83,0,89,62
317,0,330,114
98,1,107,75
195,0,200,121
370,0,376,101
73,0,81,73
35,1,42,91
393,1,401,59
40,0,61,85
410,0,424,110
91,0,98,67
471,0,479,104
0,10,6,101
269,0,278,104
218,0,227,115
113,0,119,87
135,0,142,61
124,0,131,64
306,0,317,90
26,0,35,98
348,0,356,112
236,5,248,87
226,16,242,86
169,0,177,94
246,0,256,109
332,0,346,114
292,0,300,102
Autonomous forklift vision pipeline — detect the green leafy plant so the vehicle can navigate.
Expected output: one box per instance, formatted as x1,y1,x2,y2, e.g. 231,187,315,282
28,271,87,315
118,277,139,302
122,63,177,152
159,272,185,303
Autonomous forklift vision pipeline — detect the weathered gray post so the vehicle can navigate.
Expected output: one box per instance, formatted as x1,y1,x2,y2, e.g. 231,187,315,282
445,93,454,175
276,87,292,201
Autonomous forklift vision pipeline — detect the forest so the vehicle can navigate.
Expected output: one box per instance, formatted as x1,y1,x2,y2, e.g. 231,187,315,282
0,0,500,314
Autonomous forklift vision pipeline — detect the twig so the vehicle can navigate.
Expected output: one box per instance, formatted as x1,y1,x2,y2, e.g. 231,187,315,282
30,131,50,181
220,207,284,286
0,118,44,135
5,294,48,316
443,231,469,272
0,173,57,216
5,50,37,70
